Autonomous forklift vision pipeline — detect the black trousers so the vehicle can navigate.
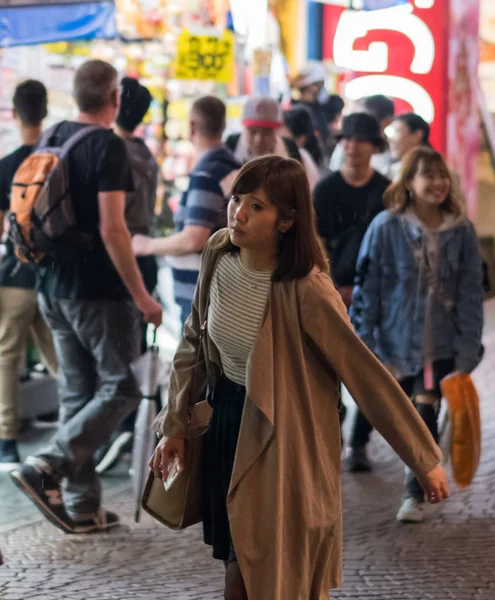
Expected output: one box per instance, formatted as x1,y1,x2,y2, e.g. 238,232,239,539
201,376,245,562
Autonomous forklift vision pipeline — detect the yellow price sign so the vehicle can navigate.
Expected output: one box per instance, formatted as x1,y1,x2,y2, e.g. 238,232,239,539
175,29,235,83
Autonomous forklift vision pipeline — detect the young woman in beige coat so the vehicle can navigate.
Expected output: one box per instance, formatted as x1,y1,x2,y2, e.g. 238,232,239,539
150,156,449,600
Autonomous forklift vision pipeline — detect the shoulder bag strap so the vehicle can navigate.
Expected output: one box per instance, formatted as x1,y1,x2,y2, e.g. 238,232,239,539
282,137,303,163
186,319,207,423
37,122,64,149
409,235,458,323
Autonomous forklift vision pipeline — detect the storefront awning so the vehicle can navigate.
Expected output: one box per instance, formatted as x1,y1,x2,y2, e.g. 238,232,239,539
0,0,117,47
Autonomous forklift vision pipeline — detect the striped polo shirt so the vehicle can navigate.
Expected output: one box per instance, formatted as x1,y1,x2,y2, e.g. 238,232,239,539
169,146,240,305
208,252,272,386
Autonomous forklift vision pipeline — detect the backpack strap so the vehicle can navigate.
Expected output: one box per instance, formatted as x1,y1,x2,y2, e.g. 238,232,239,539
37,123,64,149
404,224,458,322
282,137,303,163
59,125,104,158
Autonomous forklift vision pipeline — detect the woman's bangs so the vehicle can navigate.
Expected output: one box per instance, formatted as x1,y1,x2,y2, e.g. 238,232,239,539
231,167,262,197
231,159,297,209
418,156,449,179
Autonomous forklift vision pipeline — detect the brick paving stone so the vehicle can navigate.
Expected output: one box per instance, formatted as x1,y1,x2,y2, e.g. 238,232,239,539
0,299,494,600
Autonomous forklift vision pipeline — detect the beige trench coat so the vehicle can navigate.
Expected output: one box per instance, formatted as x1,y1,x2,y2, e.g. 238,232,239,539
154,231,441,600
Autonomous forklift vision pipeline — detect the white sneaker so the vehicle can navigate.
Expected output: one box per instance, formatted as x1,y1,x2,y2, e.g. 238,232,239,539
396,497,424,523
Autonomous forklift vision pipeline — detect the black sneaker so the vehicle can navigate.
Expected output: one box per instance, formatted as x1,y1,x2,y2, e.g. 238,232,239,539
71,507,121,533
0,439,21,471
95,431,133,475
10,463,75,533
347,446,373,473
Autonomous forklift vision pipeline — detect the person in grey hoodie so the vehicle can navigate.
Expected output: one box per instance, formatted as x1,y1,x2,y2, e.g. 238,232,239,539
350,146,484,524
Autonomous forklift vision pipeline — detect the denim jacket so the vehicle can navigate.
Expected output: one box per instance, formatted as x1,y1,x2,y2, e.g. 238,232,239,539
350,210,484,377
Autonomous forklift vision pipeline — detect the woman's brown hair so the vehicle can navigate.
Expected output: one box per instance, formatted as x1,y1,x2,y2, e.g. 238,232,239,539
384,146,466,217
212,155,329,281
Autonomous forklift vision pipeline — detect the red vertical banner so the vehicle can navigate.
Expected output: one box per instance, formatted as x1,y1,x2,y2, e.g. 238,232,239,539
446,0,480,220
322,1,449,153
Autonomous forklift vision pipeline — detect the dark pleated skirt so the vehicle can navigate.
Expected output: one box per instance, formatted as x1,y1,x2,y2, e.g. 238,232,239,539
201,375,246,562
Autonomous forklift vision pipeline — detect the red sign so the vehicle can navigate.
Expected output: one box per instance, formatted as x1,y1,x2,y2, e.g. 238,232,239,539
323,2,449,152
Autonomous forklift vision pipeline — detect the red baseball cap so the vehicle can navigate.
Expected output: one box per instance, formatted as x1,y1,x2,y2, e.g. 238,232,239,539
242,96,283,129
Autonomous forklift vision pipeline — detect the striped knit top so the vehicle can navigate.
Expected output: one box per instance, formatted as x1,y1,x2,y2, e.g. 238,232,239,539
208,252,272,386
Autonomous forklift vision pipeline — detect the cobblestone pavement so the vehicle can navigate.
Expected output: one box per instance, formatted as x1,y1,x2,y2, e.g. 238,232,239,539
1,301,494,600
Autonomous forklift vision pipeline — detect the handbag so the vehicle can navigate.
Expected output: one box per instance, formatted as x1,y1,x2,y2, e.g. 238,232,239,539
440,373,482,488
141,321,212,530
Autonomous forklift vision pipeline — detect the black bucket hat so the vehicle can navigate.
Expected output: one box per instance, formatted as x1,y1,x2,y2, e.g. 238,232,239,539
335,112,387,151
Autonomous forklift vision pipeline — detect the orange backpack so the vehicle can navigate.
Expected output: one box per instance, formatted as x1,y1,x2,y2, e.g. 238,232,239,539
9,124,101,263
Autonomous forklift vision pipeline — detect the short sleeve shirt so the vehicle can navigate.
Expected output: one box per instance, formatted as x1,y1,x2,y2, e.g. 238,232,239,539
38,121,134,300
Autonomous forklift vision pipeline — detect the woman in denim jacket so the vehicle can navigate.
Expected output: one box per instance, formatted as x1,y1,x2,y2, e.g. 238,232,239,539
350,146,484,523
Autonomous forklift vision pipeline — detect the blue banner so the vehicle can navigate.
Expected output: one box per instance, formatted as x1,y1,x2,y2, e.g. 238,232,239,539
307,0,323,61
0,1,116,47
362,0,408,9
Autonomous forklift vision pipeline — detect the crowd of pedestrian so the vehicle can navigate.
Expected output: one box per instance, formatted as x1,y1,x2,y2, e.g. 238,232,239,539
0,58,486,599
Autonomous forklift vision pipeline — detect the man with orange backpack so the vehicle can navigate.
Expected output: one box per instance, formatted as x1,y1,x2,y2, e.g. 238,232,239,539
0,80,57,470
10,60,162,534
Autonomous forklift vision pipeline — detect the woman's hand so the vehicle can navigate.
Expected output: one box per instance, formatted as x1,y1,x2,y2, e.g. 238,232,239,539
417,464,450,504
149,436,185,482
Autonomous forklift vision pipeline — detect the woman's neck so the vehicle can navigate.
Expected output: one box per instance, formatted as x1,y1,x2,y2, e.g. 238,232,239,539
240,247,277,272
412,202,444,229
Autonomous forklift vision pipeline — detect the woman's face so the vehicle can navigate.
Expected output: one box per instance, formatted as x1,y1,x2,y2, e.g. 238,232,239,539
409,160,451,207
228,186,280,252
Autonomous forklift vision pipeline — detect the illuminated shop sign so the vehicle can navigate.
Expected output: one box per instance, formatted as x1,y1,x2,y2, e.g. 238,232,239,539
323,0,448,151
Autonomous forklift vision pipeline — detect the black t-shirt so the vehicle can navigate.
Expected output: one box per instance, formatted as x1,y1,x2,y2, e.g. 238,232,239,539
39,121,134,300
313,170,390,285
0,145,37,289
